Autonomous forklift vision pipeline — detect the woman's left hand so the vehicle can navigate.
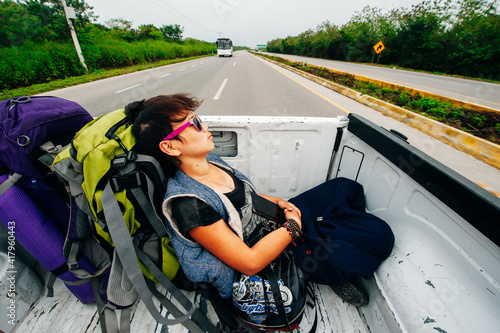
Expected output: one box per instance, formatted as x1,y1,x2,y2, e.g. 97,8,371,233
258,193,302,225
277,200,302,218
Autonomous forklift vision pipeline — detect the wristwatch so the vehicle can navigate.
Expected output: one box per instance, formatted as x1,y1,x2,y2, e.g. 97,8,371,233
283,219,301,240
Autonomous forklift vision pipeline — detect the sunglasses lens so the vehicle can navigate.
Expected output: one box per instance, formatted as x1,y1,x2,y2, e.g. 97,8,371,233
193,116,202,131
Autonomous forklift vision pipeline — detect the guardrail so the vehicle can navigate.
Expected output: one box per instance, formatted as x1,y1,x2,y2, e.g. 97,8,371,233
254,53,500,170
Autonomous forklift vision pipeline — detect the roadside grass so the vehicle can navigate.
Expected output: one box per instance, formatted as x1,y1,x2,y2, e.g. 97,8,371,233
261,54,500,145
0,55,212,101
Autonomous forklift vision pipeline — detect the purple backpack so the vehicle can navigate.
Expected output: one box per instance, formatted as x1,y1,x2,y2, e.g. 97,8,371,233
0,96,95,303
0,96,93,228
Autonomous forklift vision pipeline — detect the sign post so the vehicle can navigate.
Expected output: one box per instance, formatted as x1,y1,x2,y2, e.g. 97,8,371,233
371,41,385,64
61,0,88,71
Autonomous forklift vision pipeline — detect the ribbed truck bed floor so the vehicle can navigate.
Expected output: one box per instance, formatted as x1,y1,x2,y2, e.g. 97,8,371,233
13,279,371,333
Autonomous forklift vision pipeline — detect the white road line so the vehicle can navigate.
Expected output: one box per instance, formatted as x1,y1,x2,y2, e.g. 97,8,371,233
115,84,141,94
178,68,187,71
233,62,237,66
213,78,228,100
159,73,171,78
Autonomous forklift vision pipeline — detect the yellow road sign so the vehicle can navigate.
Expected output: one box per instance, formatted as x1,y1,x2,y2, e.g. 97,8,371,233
374,41,385,54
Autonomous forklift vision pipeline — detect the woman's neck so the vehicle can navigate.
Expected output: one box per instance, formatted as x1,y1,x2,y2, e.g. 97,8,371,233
178,156,212,180
179,156,235,192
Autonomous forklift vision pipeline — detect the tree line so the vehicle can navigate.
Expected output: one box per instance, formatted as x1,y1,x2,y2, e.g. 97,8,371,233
266,0,499,80
0,0,216,90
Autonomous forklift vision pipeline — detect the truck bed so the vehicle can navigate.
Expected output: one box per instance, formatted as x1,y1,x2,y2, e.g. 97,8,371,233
13,277,370,333
3,113,499,333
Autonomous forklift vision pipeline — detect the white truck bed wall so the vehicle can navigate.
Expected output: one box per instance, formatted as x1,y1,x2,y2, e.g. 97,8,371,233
207,113,500,333
206,115,347,200
336,114,500,333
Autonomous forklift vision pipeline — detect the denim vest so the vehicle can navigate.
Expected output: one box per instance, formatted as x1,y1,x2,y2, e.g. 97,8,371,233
162,153,256,298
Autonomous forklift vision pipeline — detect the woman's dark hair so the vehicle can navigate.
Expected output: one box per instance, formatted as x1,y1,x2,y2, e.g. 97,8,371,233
126,93,201,177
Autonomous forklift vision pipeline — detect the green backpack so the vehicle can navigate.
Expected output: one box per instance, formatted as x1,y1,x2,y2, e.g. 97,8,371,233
53,108,217,333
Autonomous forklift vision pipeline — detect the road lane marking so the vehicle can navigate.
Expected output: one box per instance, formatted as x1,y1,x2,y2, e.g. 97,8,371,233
159,73,171,78
233,62,237,66
213,78,228,100
179,68,186,71
115,84,141,94
367,75,500,107
255,56,350,114
304,60,499,108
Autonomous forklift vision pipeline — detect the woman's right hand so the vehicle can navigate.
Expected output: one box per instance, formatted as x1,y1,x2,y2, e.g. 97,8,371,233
284,209,302,229
277,200,302,229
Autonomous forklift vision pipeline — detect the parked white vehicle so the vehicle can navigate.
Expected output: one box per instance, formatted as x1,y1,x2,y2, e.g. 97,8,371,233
1,113,499,333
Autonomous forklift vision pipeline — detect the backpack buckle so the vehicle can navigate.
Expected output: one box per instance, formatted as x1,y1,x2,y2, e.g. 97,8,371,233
110,171,141,192
127,150,137,161
68,261,80,271
112,155,128,170
112,151,137,170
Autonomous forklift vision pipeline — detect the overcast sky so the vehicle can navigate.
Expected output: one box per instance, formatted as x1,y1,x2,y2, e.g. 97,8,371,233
84,0,424,47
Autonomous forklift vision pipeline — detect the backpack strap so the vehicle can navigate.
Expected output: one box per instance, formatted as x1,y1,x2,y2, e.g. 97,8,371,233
305,285,318,333
135,244,218,333
111,155,167,237
91,277,132,333
101,181,216,332
67,241,110,280
39,140,68,162
0,173,22,197
45,273,58,297
95,254,139,333
65,199,111,281
264,266,292,332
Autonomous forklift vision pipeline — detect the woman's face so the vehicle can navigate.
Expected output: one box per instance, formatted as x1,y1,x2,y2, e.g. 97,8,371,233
170,111,214,158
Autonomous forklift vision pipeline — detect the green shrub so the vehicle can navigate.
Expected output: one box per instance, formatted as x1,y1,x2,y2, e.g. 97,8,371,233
0,38,216,89
0,42,85,89
397,92,411,106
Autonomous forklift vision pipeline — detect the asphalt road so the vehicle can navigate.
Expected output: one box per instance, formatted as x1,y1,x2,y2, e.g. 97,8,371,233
40,51,340,118
264,52,500,111
39,50,500,193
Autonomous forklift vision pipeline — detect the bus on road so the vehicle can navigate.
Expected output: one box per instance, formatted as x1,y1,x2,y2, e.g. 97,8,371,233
216,38,233,57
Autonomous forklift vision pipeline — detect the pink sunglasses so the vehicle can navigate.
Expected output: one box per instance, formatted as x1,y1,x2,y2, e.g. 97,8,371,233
163,115,203,141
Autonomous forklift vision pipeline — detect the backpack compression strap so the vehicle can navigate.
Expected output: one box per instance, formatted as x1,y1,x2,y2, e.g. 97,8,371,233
134,242,218,333
101,181,217,333
265,265,292,332
0,173,22,197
